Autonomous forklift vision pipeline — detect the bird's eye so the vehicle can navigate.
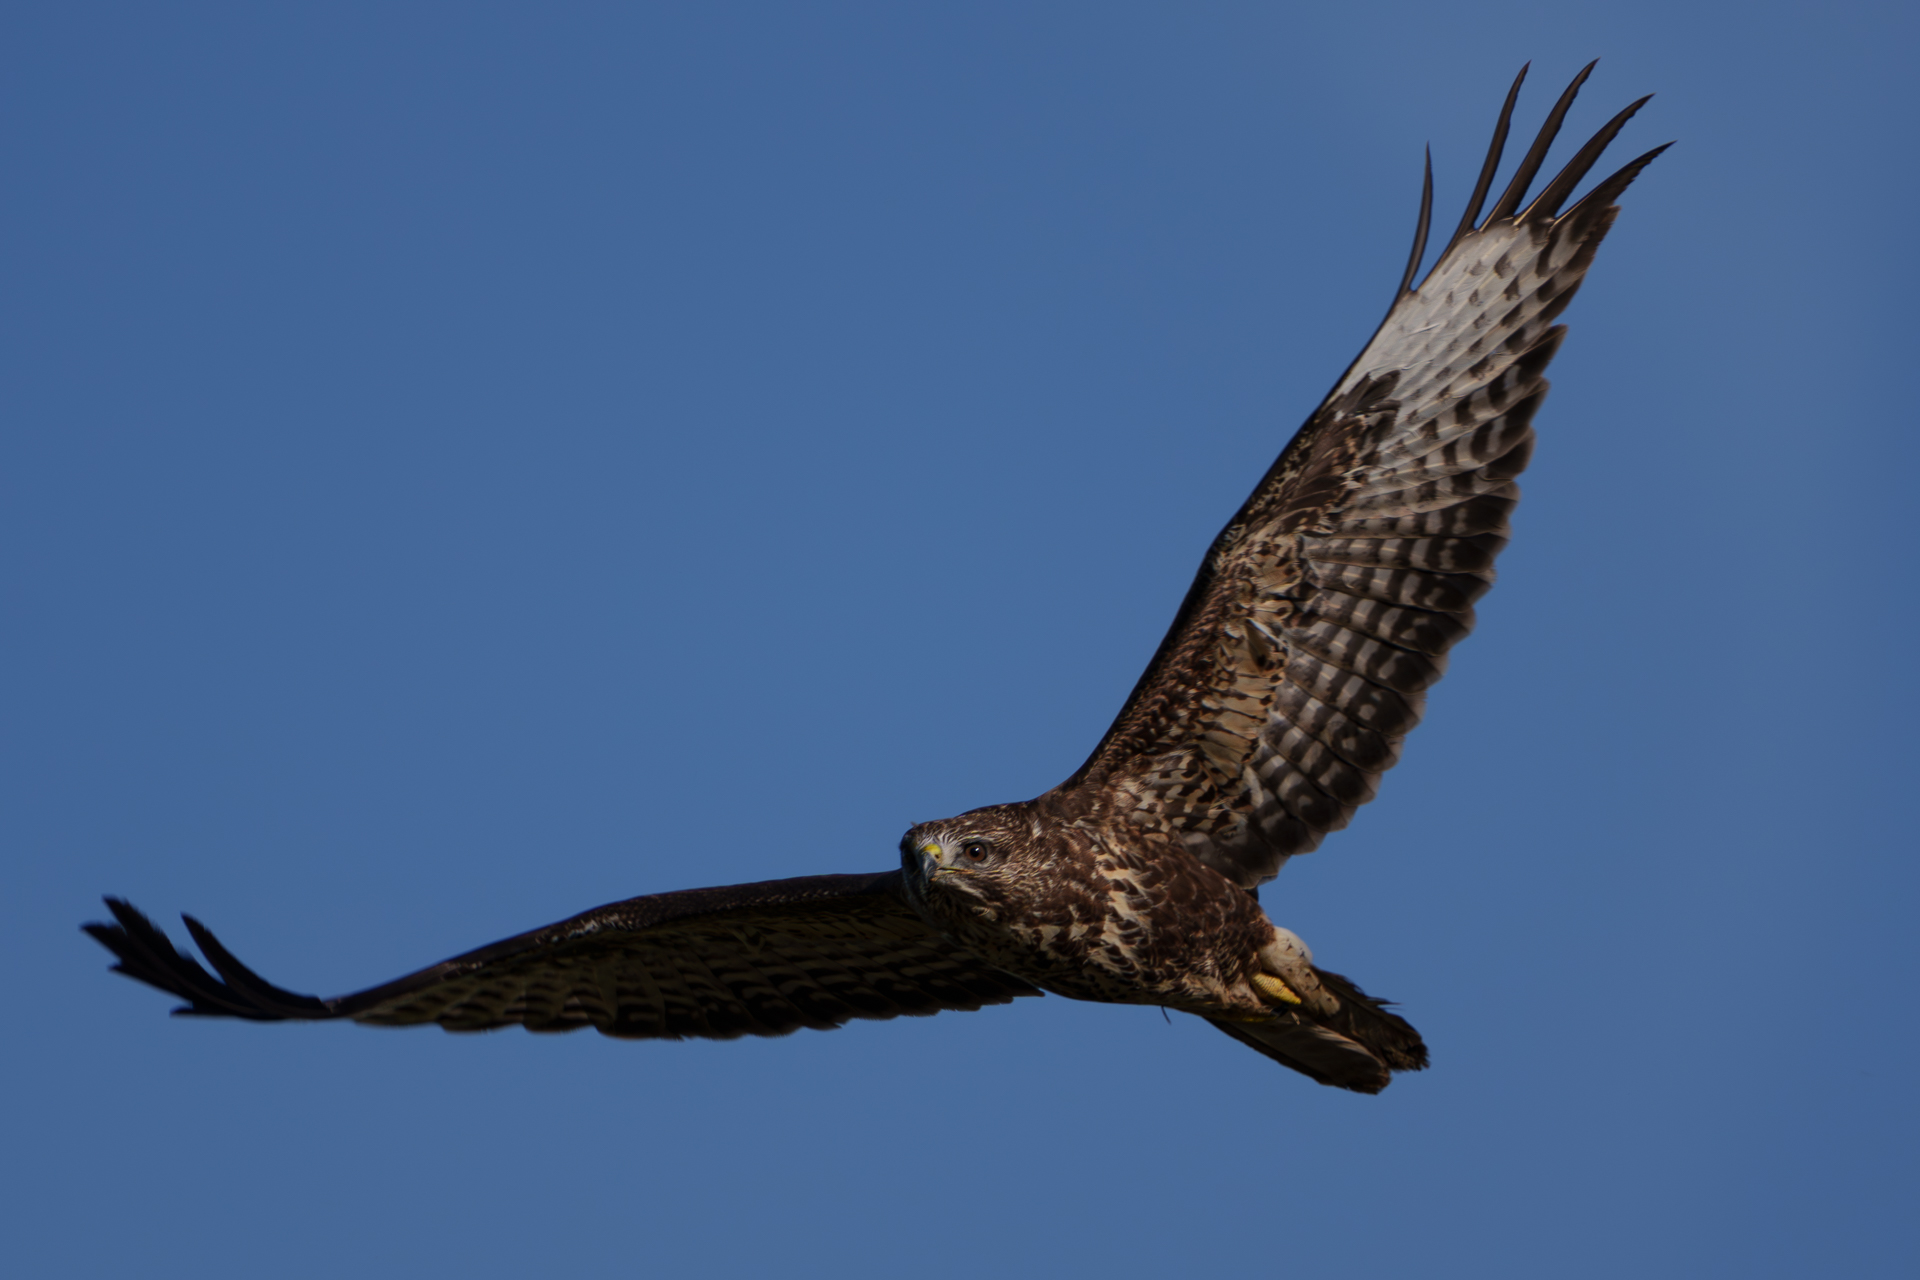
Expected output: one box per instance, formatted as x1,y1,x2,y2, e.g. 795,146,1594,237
961,839,993,862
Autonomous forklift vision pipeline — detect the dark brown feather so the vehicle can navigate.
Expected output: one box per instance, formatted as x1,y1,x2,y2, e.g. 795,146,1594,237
1484,60,1596,223
1445,63,1528,255
85,67,1665,1095
85,874,1041,1040
1205,967,1427,1093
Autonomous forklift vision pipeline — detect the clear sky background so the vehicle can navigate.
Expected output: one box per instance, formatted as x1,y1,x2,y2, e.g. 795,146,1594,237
5,4,1915,1278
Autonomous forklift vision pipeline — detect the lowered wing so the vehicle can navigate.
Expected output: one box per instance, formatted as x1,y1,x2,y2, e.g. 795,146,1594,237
85,871,1040,1038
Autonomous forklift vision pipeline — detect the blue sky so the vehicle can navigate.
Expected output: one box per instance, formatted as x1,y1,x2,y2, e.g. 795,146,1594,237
5,4,1915,1277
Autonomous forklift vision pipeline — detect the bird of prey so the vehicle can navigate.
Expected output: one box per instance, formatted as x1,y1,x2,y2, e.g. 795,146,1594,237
87,64,1665,1093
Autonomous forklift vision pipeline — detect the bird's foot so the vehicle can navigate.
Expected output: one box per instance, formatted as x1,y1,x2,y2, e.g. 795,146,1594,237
1257,927,1340,1017
1252,972,1302,1006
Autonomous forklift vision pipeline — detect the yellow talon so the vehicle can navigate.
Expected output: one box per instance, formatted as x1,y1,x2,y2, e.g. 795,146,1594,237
1252,973,1302,1006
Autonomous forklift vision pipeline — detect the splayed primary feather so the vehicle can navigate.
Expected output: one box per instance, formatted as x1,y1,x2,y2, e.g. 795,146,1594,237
87,65,1665,1093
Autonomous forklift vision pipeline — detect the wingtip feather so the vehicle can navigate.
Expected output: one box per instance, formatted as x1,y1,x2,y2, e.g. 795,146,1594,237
182,913,335,1019
1561,140,1673,223
1522,94,1657,223
84,895,299,1020
1484,60,1597,225
1396,146,1435,297
1444,63,1530,255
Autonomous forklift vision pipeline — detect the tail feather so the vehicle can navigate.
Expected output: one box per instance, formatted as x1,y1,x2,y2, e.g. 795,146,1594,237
1207,967,1426,1093
1312,967,1428,1072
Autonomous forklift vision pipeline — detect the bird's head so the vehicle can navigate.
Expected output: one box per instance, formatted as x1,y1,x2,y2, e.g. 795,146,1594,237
899,802,1051,920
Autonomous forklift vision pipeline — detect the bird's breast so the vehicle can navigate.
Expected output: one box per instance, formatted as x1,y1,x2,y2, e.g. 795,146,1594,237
924,829,1276,1014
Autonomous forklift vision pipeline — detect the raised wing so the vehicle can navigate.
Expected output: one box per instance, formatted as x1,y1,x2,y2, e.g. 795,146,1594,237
1055,64,1668,888
84,872,1041,1038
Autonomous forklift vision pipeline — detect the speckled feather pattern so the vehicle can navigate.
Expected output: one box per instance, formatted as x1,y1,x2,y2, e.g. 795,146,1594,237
901,804,1278,1016
86,878,1041,1040
1055,119,1663,890
86,68,1662,1093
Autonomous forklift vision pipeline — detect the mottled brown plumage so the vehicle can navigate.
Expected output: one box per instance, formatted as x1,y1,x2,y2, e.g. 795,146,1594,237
86,65,1664,1093
87,877,1040,1039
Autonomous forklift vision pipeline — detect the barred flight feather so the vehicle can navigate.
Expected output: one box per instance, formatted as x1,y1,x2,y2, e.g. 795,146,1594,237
1057,65,1668,887
86,65,1664,1095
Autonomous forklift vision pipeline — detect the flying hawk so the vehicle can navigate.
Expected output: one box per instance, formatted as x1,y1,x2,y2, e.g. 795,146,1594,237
87,64,1665,1093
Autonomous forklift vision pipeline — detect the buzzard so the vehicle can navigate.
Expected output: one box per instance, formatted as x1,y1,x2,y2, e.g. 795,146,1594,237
87,64,1665,1093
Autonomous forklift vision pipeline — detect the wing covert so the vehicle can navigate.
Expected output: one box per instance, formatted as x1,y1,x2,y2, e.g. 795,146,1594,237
84,872,1041,1040
1053,65,1667,888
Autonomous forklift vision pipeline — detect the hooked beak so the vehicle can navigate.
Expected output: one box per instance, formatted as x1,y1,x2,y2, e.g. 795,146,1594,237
916,841,953,879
